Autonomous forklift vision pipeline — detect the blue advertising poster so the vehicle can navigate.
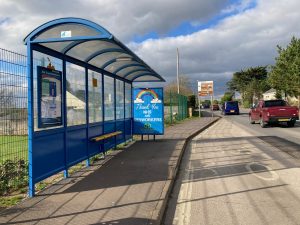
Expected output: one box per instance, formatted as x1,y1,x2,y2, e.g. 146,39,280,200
133,88,164,135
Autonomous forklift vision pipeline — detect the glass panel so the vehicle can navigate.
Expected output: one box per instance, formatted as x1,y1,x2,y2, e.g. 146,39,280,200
116,80,124,119
40,41,73,52
66,63,86,126
33,51,63,131
125,83,131,118
117,65,146,77
35,24,100,40
104,76,115,121
67,40,122,61
89,52,132,68
132,75,161,82
104,60,138,73
125,71,152,80
88,70,102,123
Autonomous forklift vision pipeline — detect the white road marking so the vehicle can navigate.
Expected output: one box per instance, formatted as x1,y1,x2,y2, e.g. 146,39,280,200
245,162,279,181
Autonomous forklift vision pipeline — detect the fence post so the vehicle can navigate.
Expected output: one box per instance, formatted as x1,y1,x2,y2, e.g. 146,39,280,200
170,91,173,124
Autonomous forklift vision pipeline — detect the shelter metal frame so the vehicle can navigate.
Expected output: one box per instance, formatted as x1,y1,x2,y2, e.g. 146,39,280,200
25,18,164,197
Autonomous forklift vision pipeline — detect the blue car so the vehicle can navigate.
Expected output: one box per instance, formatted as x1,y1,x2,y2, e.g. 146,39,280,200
222,101,239,115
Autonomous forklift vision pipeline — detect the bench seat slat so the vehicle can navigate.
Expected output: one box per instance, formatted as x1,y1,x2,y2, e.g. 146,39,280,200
91,131,122,142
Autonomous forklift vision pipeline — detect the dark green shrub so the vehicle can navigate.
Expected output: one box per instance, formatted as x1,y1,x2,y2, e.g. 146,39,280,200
0,159,28,195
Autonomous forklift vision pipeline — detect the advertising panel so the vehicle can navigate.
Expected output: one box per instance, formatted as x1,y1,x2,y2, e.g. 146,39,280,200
37,66,62,128
198,81,214,96
133,88,164,135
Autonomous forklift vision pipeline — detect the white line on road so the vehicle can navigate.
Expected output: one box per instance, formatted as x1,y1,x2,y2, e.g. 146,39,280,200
245,162,279,181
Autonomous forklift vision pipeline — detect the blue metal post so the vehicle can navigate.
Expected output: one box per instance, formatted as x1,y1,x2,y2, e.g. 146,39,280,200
62,59,68,179
27,42,35,197
101,73,105,154
114,78,117,149
123,81,126,143
130,83,133,141
85,67,90,167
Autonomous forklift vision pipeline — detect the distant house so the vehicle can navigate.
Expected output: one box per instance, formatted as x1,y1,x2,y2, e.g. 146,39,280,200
263,88,299,107
263,88,276,100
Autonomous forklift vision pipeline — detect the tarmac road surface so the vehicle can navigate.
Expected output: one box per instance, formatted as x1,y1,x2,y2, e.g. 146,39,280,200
164,117,300,225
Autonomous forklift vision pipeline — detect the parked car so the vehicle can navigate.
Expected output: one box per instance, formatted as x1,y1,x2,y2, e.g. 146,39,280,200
249,99,299,128
201,103,210,109
222,101,239,115
211,104,220,111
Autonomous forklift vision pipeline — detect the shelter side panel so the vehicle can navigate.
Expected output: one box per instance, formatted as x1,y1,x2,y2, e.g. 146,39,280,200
88,124,104,156
103,121,116,150
125,119,132,141
66,128,87,166
33,132,65,182
116,120,125,145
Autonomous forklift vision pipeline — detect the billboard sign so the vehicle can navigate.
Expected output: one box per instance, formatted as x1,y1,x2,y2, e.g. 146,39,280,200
37,66,62,128
133,88,164,135
198,81,214,96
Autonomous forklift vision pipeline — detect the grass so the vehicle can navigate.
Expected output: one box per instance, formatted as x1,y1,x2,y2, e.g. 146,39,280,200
0,135,28,162
0,195,24,208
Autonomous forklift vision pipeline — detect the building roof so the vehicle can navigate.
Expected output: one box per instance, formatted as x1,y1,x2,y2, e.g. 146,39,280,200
263,88,276,95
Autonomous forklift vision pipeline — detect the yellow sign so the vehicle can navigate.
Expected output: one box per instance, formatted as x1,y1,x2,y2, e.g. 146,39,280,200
92,78,98,87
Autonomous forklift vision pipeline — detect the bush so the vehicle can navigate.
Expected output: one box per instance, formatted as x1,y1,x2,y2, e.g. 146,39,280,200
0,159,28,195
188,95,196,108
243,100,251,108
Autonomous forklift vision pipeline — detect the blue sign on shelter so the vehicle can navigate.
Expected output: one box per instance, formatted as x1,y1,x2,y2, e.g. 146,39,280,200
133,88,164,135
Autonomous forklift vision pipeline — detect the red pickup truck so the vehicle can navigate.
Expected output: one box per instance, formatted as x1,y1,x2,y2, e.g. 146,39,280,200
249,99,299,128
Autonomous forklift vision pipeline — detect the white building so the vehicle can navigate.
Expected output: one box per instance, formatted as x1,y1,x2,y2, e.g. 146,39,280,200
262,88,276,100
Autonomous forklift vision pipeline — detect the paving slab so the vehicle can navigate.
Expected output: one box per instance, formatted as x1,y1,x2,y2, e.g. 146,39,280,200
0,117,218,225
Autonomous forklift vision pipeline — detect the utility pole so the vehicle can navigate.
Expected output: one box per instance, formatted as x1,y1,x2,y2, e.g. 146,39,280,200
177,48,179,94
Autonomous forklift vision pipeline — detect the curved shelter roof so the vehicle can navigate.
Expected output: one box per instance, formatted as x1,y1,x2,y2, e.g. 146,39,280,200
24,18,165,82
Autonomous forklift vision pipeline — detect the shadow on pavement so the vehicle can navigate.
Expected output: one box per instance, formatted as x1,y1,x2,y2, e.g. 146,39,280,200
258,136,300,158
92,217,155,225
164,135,300,225
63,140,179,193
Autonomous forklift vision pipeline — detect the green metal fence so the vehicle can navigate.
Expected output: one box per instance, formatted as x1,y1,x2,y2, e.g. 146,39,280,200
0,48,29,195
164,92,188,124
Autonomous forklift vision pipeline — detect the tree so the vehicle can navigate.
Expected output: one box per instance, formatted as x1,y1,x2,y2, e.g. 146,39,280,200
227,66,270,106
164,76,193,96
220,92,234,104
269,36,300,105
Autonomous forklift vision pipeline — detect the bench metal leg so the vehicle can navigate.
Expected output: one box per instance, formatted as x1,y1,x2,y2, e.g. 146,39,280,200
64,169,68,178
86,158,90,167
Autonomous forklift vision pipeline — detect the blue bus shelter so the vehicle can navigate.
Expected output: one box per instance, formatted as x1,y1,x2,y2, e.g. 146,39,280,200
24,18,165,197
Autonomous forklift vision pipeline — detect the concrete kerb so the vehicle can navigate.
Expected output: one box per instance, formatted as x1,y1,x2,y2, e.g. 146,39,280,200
153,117,221,225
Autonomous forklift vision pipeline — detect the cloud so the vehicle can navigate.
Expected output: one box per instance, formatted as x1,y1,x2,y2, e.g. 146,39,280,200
151,98,162,103
1,0,300,97
134,98,144,103
129,0,300,95
0,0,229,53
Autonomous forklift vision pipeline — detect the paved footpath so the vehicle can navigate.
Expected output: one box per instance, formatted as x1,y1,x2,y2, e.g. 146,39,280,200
0,117,217,225
164,118,300,225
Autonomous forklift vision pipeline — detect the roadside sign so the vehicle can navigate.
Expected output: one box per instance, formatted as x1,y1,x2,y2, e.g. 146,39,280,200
198,81,214,96
133,88,164,135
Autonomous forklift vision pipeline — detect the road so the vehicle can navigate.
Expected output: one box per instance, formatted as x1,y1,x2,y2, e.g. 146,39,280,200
205,108,300,145
163,113,300,225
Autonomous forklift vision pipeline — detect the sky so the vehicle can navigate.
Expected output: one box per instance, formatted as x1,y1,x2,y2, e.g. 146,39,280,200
1,0,300,97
